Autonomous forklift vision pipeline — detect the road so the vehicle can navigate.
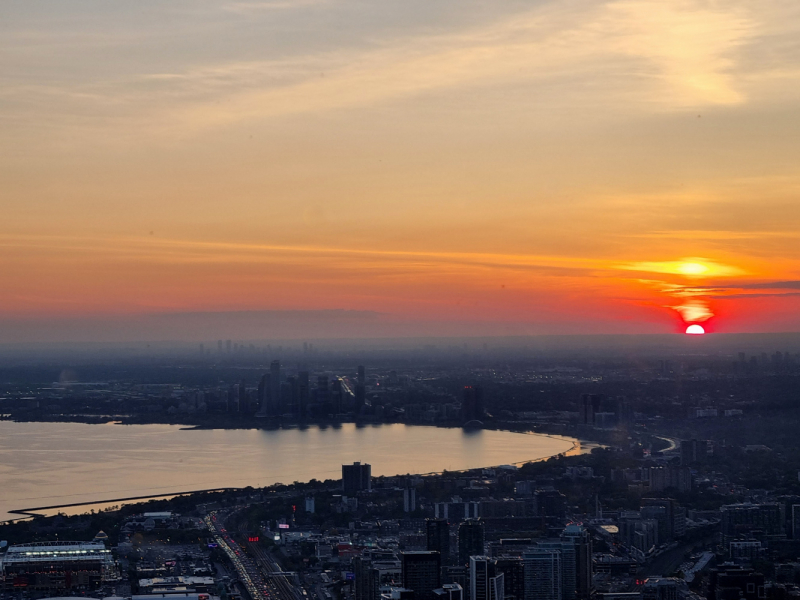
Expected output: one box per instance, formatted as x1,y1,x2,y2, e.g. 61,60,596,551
205,509,273,600
205,508,305,600
247,538,305,600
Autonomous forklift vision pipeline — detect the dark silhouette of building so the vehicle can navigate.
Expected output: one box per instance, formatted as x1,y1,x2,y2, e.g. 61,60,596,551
462,386,484,422
426,519,451,566
470,556,504,600
316,375,330,414
434,583,464,600
402,551,441,600
270,360,281,415
342,461,372,495
238,380,248,413
536,489,567,519
523,548,561,600
709,566,765,600
458,520,485,566
721,503,784,542
494,557,524,600
257,374,269,415
298,371,309,418
561,525,593,600
354,556,379,600
355,366,366,414
332,378,344,415
680,439,709,465
580,394,603,425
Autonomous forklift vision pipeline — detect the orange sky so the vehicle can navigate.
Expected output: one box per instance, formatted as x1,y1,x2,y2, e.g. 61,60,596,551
2,0,800,341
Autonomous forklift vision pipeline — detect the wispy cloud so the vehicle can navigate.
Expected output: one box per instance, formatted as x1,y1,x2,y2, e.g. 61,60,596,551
0,0,761,139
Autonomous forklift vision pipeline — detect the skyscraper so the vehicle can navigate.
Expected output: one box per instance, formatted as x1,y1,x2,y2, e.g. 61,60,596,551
298,371,309,418
560,525,592,600
257,374,269,416
355,556,379,600
342,461,372,495
523,548,561,600
270,360,281,415
426,519,451,566
457,520,485,566
402,551,442,600
332,378,344,415
470,557,504,600
535,541,575,600
494,557,524,600
462,386,484,422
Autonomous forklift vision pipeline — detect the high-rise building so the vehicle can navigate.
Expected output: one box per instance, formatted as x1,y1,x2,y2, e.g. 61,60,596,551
494,557,524,600
462,386,484,422
402,551,442,600
458,520,485,566
316,375,330,412
580,394,603,425
434,583,464,600
523,549,562,600
332,378,344,415
641,578,680,600
358,365,366,385
427,519,451,566
641,499,685,542
228,385,238,412
355,556,379,600
535,541,575,600
680,439,709,465
791,505,800,539
238,380,248,413
720,503,784,542
536,490,567,519
257,374,269,416
470,557,504,600
404,487,417,513
298,371,310,418
342,461,372,495
436,499,480,521
561,525,592,600
270,360,281,415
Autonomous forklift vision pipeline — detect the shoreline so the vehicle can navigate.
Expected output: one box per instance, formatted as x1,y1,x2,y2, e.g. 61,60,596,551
3,426,596,522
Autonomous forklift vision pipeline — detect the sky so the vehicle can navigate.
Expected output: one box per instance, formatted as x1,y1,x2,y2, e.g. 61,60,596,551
2,0,800,342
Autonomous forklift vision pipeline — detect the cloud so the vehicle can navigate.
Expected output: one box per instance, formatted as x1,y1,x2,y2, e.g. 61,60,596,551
223,0,330,12
616,258,744,278
738,280,800,290
0,0,761,142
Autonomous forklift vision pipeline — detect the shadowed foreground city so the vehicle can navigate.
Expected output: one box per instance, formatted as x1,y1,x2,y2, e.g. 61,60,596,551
3,337,800,600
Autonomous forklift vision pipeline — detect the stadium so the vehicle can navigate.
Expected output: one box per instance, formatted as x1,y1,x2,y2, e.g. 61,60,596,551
0,540,115,592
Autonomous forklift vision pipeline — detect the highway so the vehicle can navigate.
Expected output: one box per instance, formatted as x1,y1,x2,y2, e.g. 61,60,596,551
205,508,305,600
247,537,305,600
205,509,272,600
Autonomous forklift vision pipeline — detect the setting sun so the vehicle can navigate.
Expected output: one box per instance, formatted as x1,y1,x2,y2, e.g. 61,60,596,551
676,262,709,276
685,324,706,335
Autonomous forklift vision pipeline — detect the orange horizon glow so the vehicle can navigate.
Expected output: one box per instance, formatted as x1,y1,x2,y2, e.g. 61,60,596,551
2,1,800,342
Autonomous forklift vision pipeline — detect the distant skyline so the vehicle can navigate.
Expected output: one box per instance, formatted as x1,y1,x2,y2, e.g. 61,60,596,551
3,0,800,342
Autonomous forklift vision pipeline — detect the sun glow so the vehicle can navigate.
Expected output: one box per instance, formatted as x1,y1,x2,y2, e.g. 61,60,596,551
676,262,709,276
685,324,705,335
619,258,743,278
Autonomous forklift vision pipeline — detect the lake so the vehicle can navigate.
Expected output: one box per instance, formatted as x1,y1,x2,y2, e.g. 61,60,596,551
0,421,581,520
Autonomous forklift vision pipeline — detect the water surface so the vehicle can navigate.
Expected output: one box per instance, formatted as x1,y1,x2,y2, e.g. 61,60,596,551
0,421,577,520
